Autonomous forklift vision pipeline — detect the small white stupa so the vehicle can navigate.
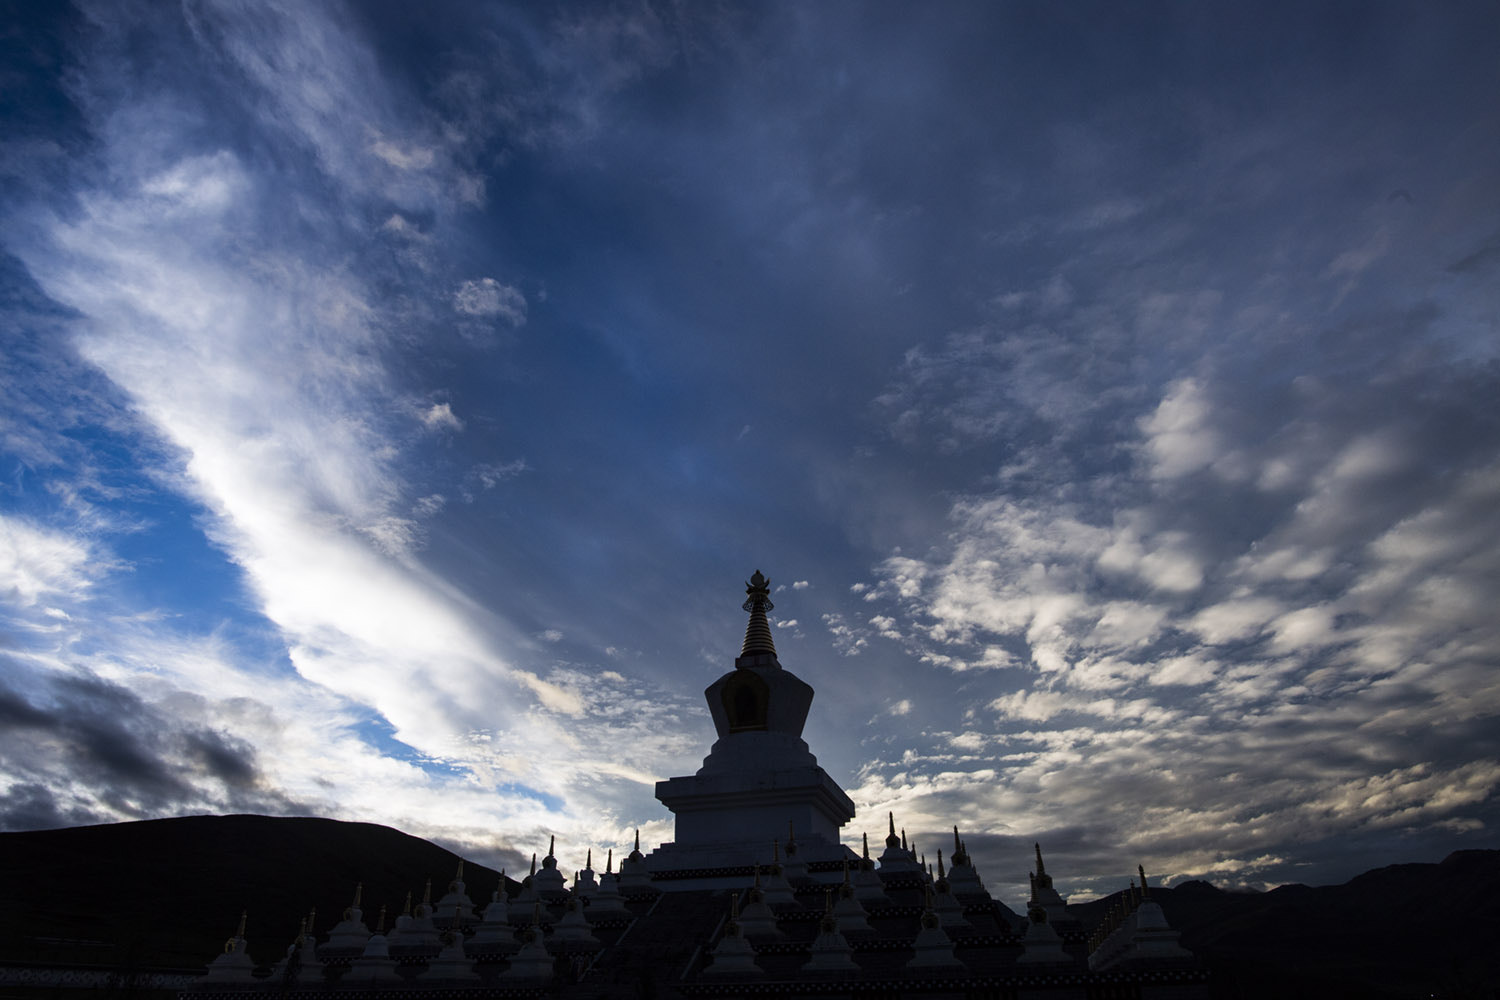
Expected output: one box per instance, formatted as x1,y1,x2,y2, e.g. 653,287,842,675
200,912,257,984
617,831,654,892
532,837,569,901
501,906,554,982
271,913,322,985
1030,843,1070,924
433,861,476,926
321,884,371,955
853,833,889,903
803,891,859,973
587,852,632,922
573,849,600,896
734,869,784,940
550,893,601,948
701,894,762,978
949,830,989,902
905,889,964,971
343,905,402,985
832,860,873,935
512,855,539,908
878,813,921,875
469,873,514,949
1088,867,1193,970
1018,887,1071,966
759,841,799,908
421,928,479,983
930,851,969,928
397,881,442,953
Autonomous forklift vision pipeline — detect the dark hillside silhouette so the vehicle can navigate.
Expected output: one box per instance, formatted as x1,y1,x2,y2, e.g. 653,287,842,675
1,815,1496,996
1068,850,1500,997
0,814,511,969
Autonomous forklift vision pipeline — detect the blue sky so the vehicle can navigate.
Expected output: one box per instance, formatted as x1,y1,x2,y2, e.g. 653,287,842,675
3,0,1499,902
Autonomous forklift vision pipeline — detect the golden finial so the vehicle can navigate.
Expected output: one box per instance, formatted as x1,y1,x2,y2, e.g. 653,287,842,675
586,848,592,869
1034,842,1046,876
773,837,780,863
375,904,387,934
402,891,413,916
937,849,945,878
740,570,777,657
1139,864,1149,896
606,849,613,873
529,853,537,876
235,910,247,939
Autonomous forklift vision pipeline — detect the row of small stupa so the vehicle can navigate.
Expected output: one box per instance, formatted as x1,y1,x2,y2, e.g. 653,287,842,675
197,813,1186,987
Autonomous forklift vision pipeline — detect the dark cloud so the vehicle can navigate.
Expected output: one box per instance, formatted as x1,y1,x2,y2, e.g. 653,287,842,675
0,669,290,828
0,782,101,832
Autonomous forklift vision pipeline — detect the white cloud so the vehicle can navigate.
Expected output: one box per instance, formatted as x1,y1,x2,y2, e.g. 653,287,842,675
1138,378,1220,479
420,402,463,431
0,10,685,861
453,277,527,326
0,515,95,608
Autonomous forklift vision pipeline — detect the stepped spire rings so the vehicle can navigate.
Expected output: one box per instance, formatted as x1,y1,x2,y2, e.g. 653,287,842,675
740,569,777,657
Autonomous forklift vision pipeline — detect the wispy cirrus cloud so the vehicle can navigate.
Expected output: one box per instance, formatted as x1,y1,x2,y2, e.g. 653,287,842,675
0,0,700,873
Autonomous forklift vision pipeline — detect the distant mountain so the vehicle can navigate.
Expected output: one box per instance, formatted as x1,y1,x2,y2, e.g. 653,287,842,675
1068,850,1500,998
3,815,1497,998
0,814,512,970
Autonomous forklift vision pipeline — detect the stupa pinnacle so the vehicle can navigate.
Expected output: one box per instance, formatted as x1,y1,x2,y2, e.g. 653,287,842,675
740,570,777,657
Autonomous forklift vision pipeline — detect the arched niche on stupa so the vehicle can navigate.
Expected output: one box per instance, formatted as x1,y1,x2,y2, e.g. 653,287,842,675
721,669,769,732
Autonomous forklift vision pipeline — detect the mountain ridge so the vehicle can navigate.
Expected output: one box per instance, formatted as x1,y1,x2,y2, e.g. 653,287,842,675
2,815,1497,997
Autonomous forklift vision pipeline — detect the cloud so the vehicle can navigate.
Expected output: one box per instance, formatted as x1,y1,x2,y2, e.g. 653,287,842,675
453,278,527,326
420,402,463,432
0,514,94,608
0,0,698,865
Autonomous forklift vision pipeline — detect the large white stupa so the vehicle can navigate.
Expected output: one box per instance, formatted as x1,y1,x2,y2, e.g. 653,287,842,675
648,570,856,878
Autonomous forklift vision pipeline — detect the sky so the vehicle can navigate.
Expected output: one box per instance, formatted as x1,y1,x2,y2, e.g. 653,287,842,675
2,0,1498,904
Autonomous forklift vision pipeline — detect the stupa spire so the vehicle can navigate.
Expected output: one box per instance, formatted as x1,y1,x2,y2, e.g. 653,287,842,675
740,570,777,657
